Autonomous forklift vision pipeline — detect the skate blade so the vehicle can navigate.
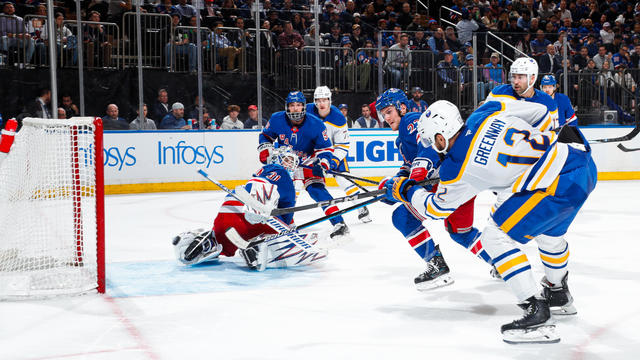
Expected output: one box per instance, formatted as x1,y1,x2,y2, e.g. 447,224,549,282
358,215,372,223
551,304,577,316
415,275,455,291
502,325,560,344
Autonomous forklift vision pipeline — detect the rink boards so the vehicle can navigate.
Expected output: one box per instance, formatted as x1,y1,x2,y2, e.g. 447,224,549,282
102,127,640,194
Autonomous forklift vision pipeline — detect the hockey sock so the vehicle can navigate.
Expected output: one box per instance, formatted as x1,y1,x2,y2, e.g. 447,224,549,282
306,183,345,225
449,228,493,265
536,235,569,285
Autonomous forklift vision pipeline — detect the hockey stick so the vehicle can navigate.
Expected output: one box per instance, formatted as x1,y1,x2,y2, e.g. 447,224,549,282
300,164,380,185
617,143,640,152
230,194,387,250
589,124,640,143
197,169,271,215
271,177,439,216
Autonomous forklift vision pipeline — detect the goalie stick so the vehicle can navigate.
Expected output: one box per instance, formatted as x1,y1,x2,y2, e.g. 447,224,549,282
617,143,640,152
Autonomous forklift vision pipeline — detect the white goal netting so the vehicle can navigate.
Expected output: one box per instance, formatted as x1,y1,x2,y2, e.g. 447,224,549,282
0,117,103,299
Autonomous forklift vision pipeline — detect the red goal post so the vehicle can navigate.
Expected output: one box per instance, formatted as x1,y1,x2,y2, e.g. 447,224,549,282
0,117,105,299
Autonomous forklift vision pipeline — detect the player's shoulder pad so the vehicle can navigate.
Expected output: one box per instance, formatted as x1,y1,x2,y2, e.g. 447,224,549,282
533,89,558,110
305,103,317,115
489,84,516,98
466,101,504,132
324,105,347,127
269,110,287,123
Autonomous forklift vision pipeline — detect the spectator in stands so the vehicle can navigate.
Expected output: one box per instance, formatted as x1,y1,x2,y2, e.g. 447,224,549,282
427,27,447,56
24,88,51,119
227,17,251,49
397,2,412,29
444,26,462,52
355,39,376,90
350,24,365,50
107,0,132,26
303,24,317,47
153,89,170,124
278,21,303,49
530,29,551,57
0,2,35,67
323,22,343,47
57,107,66,119
409,28,429,50
593,45,610,69
26,4,46,65
601,22,614,46
406,13,423,32
188,95,209,121
61,94,79,119
244,105,267,129
517,11,531,31
385,33,411,89
437,50,458,102
538,0,556,20
175,0,197,24
515,33,532,57
539,43,562,74
573,46,590,70
83,11,112,68
613,62,637,116
54,12,77,66
291,12,307,35
338,104,352,127
211,22,240,71
220,0,239,21
483,52,505,92
155,0,177,16
456,8,479,45
102,104,127,125
339,37,359,90
556,0,573,22
220,104,243,129
408,87,428,113
460,54,486,102
160,102,190,129
165,14,197,72
353,103,379,128
129,104,157,130
584,33,599,57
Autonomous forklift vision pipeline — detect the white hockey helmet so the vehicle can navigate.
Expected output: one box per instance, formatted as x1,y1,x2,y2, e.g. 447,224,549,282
314,85,332,103
417,100,463,154
509,57,538,96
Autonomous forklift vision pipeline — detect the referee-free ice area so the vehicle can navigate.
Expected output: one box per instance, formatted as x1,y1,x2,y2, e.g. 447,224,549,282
1,181,639,360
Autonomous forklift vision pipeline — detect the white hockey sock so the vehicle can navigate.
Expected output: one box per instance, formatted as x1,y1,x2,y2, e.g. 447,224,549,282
536,234,569,285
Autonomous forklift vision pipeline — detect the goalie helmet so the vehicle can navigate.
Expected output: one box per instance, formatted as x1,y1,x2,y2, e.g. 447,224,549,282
375,88,410,120
509,57,539,96
285,91,306,122
269,146,299,178
417,100,463,154
313,85,332,103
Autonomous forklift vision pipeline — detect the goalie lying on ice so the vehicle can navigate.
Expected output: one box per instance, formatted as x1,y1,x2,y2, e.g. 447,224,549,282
172,147,327,270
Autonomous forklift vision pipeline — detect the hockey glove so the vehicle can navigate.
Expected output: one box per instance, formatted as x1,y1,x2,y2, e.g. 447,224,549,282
378,176,397,205
258,142,273,164
312,158,330,177
384,176,418,204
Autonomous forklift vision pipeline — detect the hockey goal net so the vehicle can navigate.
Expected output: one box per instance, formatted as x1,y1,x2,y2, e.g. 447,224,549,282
0,117,105,299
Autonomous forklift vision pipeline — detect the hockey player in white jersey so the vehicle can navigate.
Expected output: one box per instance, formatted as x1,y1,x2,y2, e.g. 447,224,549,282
306,86,372,223
383,100,597,344
486,57,559,131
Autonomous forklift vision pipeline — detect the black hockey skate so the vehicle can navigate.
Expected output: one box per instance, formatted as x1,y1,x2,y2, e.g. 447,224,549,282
358,206,372,223
330,222,350,239
414,245,454,291
501,296,559,344
541,272,576,315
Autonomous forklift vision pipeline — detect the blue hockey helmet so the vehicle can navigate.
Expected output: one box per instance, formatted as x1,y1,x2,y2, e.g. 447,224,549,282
285,91,306,122
540,74,557,87
375,88,410,117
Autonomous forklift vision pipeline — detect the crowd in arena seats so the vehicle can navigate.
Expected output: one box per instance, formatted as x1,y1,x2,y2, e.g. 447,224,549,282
3,0,640,126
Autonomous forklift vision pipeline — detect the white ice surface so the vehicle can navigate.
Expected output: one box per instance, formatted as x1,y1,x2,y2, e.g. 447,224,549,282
1,181,640,360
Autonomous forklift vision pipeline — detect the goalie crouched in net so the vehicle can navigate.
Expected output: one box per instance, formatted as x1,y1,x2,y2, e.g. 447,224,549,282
172,147,327,270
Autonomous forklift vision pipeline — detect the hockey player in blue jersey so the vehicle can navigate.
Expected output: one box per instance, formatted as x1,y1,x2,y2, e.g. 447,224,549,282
540,74,577,126
374,88,454,290
486,57,559,131
377,90,495,290
307,85,372,224
385,99,596,343
172,147,327,270
258,91,349,239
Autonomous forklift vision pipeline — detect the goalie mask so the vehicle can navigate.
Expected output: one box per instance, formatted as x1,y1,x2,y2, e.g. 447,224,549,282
269,146,299,178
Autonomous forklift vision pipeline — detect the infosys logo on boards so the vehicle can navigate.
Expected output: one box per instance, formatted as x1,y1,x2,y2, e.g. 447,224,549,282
78,144,137,171
157,140,224,168
346,140,401,162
